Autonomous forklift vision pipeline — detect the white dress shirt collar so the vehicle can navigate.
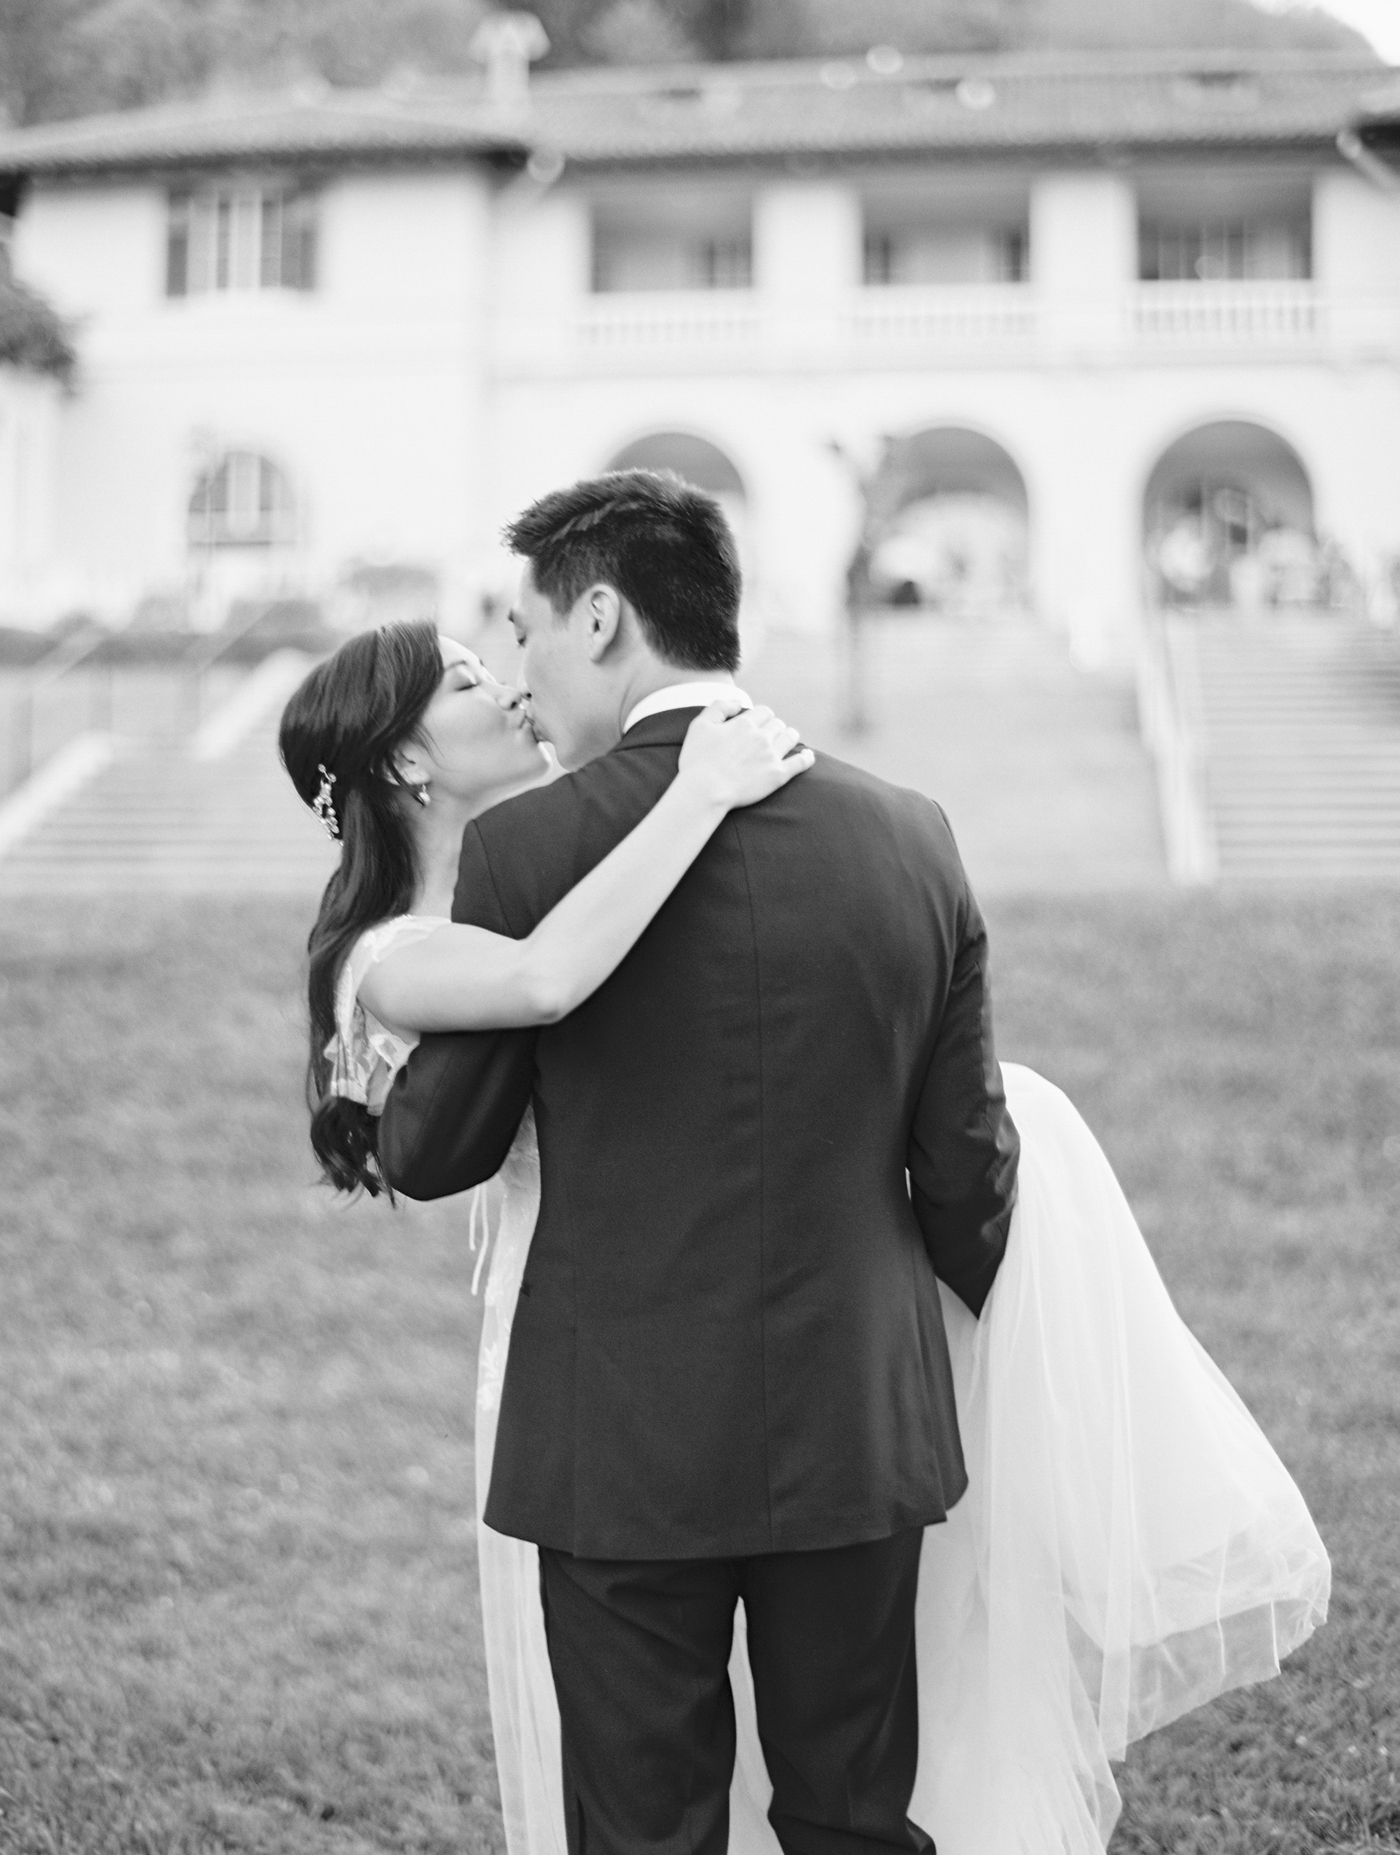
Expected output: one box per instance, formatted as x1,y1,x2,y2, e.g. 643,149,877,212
623,682,753,735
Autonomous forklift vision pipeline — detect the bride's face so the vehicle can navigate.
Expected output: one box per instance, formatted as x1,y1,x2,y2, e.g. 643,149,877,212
402,637,548,804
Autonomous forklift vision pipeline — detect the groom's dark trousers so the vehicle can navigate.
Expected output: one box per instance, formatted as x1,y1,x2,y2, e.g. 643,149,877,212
379,709,1020,1855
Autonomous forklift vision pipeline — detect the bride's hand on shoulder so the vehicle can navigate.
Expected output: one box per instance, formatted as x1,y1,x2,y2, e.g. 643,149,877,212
677,697,815,810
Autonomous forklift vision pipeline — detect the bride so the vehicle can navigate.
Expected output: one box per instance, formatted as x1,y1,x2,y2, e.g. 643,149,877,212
280,619,1330,1855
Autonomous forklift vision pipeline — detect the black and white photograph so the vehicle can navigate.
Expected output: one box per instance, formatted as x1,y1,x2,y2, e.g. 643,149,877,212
1,0,1398,1850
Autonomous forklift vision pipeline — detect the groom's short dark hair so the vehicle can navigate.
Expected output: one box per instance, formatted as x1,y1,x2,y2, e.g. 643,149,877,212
505,469,742,672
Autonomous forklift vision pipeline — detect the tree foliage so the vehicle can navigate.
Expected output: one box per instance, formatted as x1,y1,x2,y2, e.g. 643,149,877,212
0,0,493,126
0,272,78,382
738,0,1373,60
0,0,1374,125
499,0,1373,66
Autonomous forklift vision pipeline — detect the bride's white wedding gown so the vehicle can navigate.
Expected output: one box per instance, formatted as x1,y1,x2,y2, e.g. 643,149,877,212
341,919,1331,1855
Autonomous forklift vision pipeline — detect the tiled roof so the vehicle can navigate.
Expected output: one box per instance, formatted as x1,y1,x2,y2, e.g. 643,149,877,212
527,51,1393,165
0,51,1393,180
1355,78,1400,129
0,89,527,177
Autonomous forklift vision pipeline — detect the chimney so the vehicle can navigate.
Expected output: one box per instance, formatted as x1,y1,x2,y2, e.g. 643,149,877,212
471,12,550,110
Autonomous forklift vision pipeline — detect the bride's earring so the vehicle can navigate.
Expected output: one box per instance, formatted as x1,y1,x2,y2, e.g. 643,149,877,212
414,782,431,808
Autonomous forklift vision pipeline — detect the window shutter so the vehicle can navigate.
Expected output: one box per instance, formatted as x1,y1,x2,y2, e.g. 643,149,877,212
260,191,283,289
166,193,190,297
284,192,317,292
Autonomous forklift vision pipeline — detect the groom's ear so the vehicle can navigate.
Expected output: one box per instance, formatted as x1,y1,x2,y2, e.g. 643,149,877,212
582,584,623,663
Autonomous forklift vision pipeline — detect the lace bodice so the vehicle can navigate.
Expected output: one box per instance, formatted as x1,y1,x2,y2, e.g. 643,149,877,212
329,914,540,1427
329,908,540,1187
328,913,449,1114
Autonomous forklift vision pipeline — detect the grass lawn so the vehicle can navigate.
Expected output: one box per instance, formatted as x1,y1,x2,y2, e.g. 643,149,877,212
0,889,1397,1854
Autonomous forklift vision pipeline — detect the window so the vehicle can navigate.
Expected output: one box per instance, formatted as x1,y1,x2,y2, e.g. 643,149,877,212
593,228,753,292
188,452,295,547
696,237,752,290
590,188,754,294
865,232,896,287
1139,219,1310,282
863,224,1027,286
167,186,317,296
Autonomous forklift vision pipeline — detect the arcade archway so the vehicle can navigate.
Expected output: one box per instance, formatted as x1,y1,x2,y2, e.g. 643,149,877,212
606,430,746,504
1144,420,1317,609
605,429,755,629
864,426,1029,617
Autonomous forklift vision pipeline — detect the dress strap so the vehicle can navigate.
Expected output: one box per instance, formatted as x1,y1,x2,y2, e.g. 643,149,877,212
328,914,450,1111
334,914,449,1050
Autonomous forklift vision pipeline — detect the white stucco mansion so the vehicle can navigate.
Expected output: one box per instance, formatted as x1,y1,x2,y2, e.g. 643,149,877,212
2,30,1399,664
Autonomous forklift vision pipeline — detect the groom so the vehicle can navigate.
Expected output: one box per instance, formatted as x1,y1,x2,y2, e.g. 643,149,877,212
379,470,1019,1855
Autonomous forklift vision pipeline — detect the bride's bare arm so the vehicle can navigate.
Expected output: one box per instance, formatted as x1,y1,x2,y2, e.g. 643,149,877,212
357,701,813,1034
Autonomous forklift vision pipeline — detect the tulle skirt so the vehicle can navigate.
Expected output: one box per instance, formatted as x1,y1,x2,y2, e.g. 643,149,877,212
474,1066,1330,1854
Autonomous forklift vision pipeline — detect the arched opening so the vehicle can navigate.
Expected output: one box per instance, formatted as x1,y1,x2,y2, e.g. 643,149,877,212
605,430,753,623
1144,420,1317,610
863,426,1029,618
188,450,295,548
606,430,746,503
186,447,299,629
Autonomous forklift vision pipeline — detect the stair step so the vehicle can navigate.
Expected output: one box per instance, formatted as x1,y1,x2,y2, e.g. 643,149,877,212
6,848,329,864
1213,821,1400,834
1215,836,1400,850
0,717,335,888
1166,613,1400,883
1219,865,1400,878
1203,763,1400,775
1205,780,1400,790
1209,790,1400,803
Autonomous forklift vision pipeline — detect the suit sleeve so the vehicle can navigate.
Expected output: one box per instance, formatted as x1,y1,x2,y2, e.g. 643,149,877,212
376,820,537,1200
907,862,1020,1318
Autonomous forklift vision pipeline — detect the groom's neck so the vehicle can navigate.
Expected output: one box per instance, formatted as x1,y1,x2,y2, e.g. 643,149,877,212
615,659,737,727
557,659,739,770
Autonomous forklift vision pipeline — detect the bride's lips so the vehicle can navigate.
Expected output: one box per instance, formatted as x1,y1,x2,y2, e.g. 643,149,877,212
482,680,539,741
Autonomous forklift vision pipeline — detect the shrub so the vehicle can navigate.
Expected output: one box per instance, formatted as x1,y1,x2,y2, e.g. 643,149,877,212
0,275,78,385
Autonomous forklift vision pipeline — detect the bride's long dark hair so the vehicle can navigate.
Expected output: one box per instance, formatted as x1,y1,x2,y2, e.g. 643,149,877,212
279,619,444,1197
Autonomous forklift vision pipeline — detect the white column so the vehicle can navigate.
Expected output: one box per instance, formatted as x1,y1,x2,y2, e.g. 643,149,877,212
1026,173,1140,661
12,179,167,316
1030,171,1137,360
315,169,498,625
1313,168,1400,353
491,181,591,369
753,181,861,362
1032,422,1143,669
0,369,63,623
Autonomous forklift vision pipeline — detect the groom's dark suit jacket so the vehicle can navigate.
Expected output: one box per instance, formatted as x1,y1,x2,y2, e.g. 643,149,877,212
378,709,1019,1562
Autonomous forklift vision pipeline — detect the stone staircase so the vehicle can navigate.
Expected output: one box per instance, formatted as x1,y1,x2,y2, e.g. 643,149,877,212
744,615,1168,893
1174,613,1400,882
17,613,1394,895
0,714,337,894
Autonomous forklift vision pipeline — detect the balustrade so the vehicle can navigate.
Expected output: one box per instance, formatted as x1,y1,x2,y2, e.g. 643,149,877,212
575,290,763,355
849,284,1038,350
1128,281,1325,345
496,279,1389,374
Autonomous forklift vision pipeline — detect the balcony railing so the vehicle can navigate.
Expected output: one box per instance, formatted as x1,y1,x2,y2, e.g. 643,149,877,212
492,281,1393,374
1128,281,1325,345
850,284,1038,350
576,290,762,355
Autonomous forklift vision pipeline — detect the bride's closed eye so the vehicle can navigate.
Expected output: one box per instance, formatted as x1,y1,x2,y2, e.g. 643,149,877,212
447,659,496,695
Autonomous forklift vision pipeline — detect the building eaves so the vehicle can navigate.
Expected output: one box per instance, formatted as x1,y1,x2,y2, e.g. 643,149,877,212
1356,78,1400,126
0,51,1390,182
0,91,527,179
525,53,1391,167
